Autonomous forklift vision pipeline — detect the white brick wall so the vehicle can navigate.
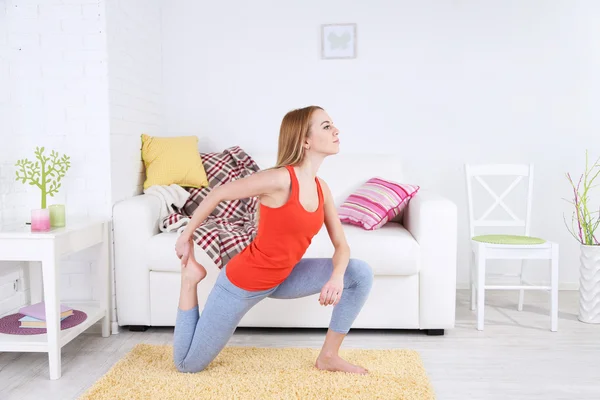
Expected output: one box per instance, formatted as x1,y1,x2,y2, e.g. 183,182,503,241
0,0,163,330
0,0,112,317
107,0,162,205
0,1,28,315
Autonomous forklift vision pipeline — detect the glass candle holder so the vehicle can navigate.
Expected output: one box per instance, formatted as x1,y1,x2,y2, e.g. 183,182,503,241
31,209,51,232
49,204,66,227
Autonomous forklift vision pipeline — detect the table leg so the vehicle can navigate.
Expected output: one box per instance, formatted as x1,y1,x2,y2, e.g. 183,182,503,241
42,249,61,380
99,223,110,338
28,261,43,304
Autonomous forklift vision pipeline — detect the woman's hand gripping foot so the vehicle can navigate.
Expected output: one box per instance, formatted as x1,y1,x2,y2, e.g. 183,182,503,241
177,237,207,285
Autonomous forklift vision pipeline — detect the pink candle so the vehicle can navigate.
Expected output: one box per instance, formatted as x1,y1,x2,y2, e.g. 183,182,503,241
31,209,51,232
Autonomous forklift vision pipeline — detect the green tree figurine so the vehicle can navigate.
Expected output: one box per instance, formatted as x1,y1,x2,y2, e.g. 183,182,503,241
15,147,71,209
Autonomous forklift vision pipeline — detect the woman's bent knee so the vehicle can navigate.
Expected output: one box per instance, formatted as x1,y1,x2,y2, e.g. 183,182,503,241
347,259,374,287
175,360,208,374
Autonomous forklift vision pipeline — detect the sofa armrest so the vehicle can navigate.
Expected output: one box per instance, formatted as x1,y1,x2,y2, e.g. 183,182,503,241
403,189,458,329
112,194,162,326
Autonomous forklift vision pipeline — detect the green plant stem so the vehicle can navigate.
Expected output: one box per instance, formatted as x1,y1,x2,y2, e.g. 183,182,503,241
581,157,600,244
565,151,600,246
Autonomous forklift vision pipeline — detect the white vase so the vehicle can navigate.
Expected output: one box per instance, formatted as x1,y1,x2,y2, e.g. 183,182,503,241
578,244,600,324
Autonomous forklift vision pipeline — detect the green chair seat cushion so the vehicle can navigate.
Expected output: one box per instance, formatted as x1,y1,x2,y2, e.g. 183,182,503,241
472,234,546,245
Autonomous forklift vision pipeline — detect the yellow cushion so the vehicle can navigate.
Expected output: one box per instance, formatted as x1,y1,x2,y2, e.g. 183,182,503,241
141,134,209,190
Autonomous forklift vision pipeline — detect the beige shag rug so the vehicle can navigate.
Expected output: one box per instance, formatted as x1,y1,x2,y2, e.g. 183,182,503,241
79,344,435,400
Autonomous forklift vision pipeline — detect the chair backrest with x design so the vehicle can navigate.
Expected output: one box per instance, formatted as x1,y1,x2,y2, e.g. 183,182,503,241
464,163,534,239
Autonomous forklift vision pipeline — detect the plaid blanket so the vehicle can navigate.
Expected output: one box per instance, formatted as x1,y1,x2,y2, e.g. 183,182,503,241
161,146,261,269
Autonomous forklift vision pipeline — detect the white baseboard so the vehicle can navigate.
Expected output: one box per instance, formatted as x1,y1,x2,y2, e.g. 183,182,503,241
456,282,579,290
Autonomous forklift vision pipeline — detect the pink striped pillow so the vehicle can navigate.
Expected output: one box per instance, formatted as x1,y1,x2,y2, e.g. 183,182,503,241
338,178,420,230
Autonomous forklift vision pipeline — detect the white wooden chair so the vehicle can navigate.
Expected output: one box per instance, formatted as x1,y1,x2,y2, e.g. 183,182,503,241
465,163,558,331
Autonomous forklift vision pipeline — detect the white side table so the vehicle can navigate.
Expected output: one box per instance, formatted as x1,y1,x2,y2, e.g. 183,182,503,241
0,218,111,380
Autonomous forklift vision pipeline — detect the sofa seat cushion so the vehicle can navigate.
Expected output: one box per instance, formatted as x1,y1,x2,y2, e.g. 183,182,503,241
304,222,420,276
144,232,218,273
145,222,419,277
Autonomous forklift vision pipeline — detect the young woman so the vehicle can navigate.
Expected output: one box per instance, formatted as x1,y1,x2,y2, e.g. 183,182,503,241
173,106,374,375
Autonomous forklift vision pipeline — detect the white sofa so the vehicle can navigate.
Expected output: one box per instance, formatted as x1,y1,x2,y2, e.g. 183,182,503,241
112,154,458,335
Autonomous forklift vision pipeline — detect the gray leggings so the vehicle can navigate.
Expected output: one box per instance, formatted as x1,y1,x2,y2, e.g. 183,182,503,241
173,258,373,373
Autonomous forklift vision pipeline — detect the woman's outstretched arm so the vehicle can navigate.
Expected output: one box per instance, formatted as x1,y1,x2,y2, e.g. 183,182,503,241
319,178,351,306
175,168,288,263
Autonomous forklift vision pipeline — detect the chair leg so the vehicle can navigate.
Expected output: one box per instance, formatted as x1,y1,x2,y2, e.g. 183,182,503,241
477,249,486,331
470,252,476,311
518,260,525,311
551,244,559,332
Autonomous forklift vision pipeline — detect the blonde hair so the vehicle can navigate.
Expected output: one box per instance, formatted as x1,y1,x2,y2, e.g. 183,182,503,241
274,105,323,168
254,106,323,223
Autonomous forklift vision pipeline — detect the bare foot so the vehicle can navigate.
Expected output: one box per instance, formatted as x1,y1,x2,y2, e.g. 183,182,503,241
315,353,368,375
180,242,207,285
182,258,207,285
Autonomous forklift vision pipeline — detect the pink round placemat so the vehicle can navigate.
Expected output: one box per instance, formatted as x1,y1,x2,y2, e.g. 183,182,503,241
0,310,87,335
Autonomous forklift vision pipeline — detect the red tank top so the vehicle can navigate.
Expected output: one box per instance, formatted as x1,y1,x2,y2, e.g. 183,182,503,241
225,165,325,291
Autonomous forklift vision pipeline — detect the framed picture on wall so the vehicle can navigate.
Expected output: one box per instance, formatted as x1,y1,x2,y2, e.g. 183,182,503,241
321,23,357,59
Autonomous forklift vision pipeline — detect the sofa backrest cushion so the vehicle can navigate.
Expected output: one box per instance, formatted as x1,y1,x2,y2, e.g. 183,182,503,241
250,153,405,206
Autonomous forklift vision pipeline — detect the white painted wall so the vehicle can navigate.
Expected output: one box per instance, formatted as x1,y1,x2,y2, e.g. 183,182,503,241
161,0,600,288
107,0,162,205
106,0,163,328
1,0,597,321
0,0,112,317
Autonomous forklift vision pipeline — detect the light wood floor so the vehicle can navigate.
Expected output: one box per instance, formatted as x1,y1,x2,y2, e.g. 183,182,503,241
1,290,599,400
